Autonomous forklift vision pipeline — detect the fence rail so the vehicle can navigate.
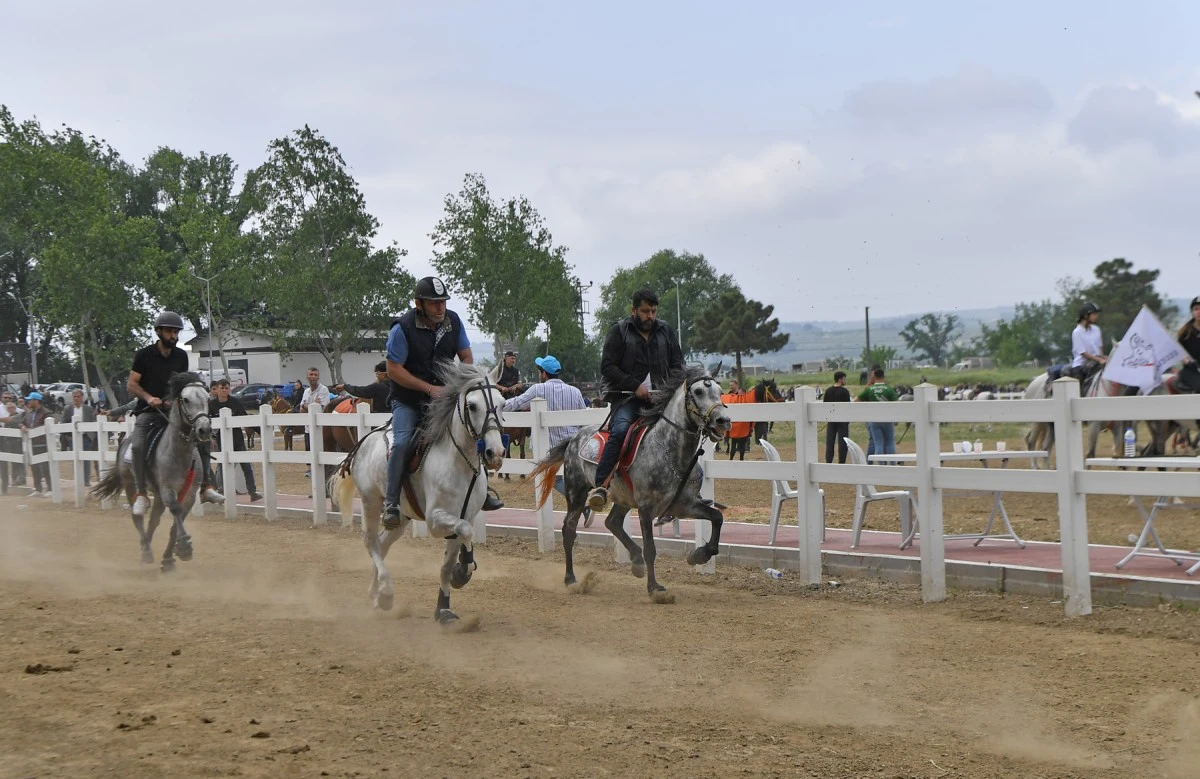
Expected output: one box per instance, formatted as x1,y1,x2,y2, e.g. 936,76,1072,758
7,378,1200,616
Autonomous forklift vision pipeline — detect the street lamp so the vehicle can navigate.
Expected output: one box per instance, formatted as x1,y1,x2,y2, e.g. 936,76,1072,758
191,268,226,375
5,290,38,385
670,278,684,354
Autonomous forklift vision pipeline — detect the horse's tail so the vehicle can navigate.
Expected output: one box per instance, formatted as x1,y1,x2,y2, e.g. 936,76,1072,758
90,454,126,501
331,466,359,525
529,439,570,509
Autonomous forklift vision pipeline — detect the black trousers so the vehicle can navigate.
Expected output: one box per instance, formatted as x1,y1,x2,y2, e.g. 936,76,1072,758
825,422,850,464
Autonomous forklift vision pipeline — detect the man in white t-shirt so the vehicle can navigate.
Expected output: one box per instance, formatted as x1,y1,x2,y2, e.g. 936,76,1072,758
1068,302,1107,381
299,366,330,461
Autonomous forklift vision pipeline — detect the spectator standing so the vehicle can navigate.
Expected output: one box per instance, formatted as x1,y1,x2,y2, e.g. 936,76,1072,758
857,367,899,460
299,367,330,463
208,378,263,502
823,371,852,464
20,392,53,496
334,361,391,414
59,389,98,486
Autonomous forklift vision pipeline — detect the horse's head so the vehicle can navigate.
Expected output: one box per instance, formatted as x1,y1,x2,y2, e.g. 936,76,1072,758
684,370,732,442
757,377,783,403
169,372,212,443
427,362,507,471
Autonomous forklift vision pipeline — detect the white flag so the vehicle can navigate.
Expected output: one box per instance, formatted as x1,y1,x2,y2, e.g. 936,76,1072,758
1103,305,1185,394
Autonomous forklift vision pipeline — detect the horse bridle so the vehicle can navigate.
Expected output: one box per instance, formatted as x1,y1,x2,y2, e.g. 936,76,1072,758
167,382,212,442
661,376,726,442
457,376,505,442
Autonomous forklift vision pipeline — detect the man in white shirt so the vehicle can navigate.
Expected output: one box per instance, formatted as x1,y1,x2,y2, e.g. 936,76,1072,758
501,355,592,522
1068,302,1107,381
299,366,330,464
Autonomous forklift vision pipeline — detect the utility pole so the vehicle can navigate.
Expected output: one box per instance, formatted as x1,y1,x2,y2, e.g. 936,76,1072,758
7,291,38,385
573,279,593,335
671,278,684,355
191,268,226,376
864,306,872,371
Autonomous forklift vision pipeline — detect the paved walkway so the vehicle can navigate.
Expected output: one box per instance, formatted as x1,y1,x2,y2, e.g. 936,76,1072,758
231,491,1200,585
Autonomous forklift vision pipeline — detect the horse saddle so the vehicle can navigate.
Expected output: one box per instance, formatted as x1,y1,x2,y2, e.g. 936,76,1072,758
122,415,170,467
378,427,433,475
581,417,651,471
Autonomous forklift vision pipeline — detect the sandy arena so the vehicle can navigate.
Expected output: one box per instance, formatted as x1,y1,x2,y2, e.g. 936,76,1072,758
2,498,1200,778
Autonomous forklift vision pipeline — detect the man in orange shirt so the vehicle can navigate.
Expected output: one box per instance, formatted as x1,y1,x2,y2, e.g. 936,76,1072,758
722,379,753,460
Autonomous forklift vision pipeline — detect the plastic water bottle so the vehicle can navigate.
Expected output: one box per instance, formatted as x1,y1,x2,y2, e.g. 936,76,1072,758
764,568,783,579
1123,427,1136,458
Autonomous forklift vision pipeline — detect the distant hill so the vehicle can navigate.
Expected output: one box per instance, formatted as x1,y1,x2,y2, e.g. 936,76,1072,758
724,306,1015,369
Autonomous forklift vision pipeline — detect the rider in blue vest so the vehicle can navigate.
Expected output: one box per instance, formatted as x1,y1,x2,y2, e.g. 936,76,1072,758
587,288,684,512
382,276,502,529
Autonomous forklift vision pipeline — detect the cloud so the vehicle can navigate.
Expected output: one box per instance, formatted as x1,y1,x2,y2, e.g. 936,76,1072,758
1067,85,1200,157
842,65,1055,133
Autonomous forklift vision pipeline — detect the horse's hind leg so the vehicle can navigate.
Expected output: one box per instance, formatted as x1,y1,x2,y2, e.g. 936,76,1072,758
362,493,399,610
636,507,670,602
435,538,462,624
604,506,643,577
562,508,585,586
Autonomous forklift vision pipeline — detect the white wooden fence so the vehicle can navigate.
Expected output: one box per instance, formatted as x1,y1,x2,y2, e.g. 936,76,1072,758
5,379,1199,617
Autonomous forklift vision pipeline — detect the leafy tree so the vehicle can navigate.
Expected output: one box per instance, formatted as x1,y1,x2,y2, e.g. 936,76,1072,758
1078,258,1178,343
430,173,583,355
976,299,1074,366
898,313,962,367
142,147,258,375
692,289,789,386
594,249,737,357
862,345,898,369
245,126,412,383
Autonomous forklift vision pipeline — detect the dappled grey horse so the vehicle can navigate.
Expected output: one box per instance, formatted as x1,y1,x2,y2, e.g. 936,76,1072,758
92,372,212,572
530,366,732,602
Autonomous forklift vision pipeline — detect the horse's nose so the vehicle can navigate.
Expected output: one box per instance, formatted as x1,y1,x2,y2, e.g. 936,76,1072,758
716,414,732,429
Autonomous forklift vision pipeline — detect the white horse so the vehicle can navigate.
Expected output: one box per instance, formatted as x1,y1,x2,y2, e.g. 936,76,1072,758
331,362,506,625
1024,365,1128,466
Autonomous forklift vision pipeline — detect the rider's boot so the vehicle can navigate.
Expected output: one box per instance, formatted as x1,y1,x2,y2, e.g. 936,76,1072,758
586,485,610,512
383,441,414,531
201,485,225,504
482,488,504,511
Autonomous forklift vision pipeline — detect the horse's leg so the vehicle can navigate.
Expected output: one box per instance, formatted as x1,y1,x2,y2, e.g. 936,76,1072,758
684,500,725,565
562,507,585,586
604,505,642,577
434,537,462,624
361,492,398,610
1086,421,1102,459
636,505,668,600
126,477,154,563
518,434,527,478
150,499,177,573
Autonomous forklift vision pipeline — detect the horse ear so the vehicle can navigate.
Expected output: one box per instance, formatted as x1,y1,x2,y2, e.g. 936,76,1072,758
712,361,723,377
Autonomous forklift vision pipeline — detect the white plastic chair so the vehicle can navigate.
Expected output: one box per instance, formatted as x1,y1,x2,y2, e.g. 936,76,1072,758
760,439,824,545
844,437,915,548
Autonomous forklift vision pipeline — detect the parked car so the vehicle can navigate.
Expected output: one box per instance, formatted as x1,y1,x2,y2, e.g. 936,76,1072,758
44,382,102,404
229,383,277,406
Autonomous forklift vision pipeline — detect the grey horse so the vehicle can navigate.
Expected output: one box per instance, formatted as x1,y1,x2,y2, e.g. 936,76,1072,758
92,372,213,572
529,366,732,602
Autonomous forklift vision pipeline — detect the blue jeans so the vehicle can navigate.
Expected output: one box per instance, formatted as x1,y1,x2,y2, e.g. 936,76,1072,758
386,399,423,506
867,422,896,461
594,400,643,487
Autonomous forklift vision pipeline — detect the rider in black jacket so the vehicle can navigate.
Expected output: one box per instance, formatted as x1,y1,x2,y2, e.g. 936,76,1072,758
587,289,684,511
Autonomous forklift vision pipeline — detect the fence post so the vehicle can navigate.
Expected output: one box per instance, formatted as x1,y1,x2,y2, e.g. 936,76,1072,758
1052,378,1091,617
913,383,945,602
97,422,114,510
692,444,716,574
259,404,277,521
71,419,85,508
794,387,822,584
219,408,237,521
309,405,327,525
42,429,62,504
528,398,555,552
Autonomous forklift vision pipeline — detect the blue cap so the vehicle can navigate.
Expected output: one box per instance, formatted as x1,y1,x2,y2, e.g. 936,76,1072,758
26,392,43,401
535,355,561,375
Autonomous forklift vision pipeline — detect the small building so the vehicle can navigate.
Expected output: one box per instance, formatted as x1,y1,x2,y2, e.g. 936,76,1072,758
187,326,386,385
791,361,824,374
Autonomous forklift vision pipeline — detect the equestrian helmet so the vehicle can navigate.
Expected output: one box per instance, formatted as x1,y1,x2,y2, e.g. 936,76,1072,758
413,276,451,301
154,311,185,330
1190,296,1200,309
1077,302,1100,320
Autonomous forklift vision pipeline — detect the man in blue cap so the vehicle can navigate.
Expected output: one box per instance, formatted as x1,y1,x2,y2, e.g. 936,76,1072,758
502,355,590,517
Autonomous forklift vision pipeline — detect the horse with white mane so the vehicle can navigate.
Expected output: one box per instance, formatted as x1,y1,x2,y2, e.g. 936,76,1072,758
528,365,732,602
331,362,506,625
91,372,212,572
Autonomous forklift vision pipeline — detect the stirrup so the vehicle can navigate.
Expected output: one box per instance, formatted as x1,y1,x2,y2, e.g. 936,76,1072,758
382,503,403,531
586,487,609,512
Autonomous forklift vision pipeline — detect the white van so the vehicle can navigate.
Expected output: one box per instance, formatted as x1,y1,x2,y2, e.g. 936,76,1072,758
198,368,248,388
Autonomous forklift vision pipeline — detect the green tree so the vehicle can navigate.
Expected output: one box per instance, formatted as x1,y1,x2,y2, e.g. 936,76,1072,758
245,126,412,383
976,299,1074,366
862,345,899,369
1079,258,1178,343
0,106,159,397
594,249,737,357
898,313,962,367
430,173,583,356
143,147,259,375
691,289,789,386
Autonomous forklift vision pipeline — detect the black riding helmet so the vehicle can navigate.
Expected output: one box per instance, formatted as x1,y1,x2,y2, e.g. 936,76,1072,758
413,276,451,301
1190,296,1200,309
1077,302,1100,321
154,311,185,330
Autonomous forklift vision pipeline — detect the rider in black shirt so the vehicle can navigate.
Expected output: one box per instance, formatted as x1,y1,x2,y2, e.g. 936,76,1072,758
334,361,391,414
127,311,224,517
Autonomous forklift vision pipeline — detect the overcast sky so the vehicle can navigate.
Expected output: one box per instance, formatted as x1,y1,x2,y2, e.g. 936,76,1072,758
4,1,1198,338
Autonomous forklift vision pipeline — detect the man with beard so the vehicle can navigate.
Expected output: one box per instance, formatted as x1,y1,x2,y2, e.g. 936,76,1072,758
587,289,684,511
127,311,224,517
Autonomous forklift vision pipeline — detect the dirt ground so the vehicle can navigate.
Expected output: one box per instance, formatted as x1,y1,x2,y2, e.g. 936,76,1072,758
3,498,1200,779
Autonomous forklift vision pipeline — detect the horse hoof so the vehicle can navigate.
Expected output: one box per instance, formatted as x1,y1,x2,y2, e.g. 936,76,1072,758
450,563,473,590
687,546,716,566
649,588,675,605
141,550,154,564
564,574,577,587
631,561,646,579
375,591,394,611
435,608,459,625
568,571,598,595
174,535,193,562
161,560,176,574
